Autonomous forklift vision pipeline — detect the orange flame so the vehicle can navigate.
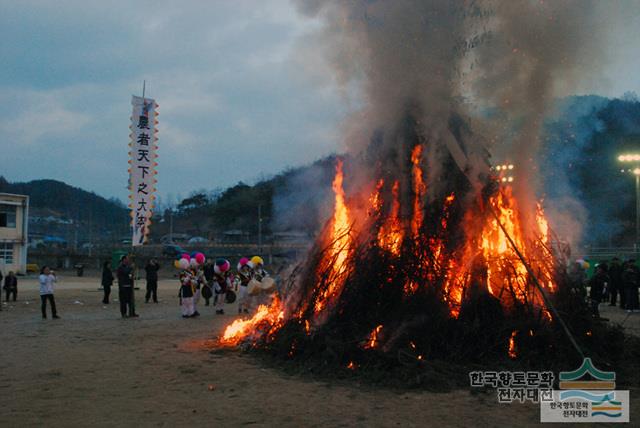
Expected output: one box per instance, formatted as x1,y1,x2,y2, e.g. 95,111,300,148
369,178,384,214
378,180,404,255
481,186,529,301
363,324,383,349
443,186,556,318
508,330,517,359
536,202,549,244
314,159,353,314
411,144,426,238
220,296,284,346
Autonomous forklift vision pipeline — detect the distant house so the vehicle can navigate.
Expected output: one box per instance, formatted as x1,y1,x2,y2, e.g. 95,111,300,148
0,193,29,275
187,236,209,245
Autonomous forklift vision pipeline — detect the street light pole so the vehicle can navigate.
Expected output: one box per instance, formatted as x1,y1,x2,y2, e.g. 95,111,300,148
617,154,640,246
634,170,640,245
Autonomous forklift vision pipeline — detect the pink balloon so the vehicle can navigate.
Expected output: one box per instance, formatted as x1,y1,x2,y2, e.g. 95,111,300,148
195,253,206,265
181,253,190,261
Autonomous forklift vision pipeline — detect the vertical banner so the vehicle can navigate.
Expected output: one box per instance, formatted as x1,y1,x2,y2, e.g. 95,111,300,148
128,95,159,246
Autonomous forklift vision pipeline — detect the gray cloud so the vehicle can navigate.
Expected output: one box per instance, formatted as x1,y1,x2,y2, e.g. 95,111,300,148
0,0,348,200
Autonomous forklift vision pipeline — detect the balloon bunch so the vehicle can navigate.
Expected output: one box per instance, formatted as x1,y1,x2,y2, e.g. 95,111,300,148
214,258,231,274
248,255,263,268
575,258,591,270
237,257,250,271
174,251,206,270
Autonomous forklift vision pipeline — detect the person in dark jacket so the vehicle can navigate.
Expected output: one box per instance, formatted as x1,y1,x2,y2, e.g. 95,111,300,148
588,265,609,318
4,271,18,302
144,259,161,303
568,261,587,299
101,261,114,304
608,257,623,306
622,260,640,312
116,256,138,318
202,259,215,306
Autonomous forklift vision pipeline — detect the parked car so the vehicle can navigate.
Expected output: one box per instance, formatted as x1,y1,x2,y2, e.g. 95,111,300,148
187,236,209,245
162,244,186,257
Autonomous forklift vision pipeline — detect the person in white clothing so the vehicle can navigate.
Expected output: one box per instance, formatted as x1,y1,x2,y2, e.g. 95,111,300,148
179,269,196,318
39,266,59,319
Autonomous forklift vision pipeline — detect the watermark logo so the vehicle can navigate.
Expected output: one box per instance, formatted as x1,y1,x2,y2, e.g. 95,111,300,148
558,357,615,390
540,358,629,423
468,370,554,403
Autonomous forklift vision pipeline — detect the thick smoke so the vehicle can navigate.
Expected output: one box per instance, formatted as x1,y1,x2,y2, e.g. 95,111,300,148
294,0,609,242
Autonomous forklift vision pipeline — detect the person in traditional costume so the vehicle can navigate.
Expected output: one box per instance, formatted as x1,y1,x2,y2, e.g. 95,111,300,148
250,256,269,281
177,257,198,318
213,258,231,315
234,257,252,314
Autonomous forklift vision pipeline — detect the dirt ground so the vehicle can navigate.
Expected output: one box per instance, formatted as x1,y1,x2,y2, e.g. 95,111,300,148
1,274,638,427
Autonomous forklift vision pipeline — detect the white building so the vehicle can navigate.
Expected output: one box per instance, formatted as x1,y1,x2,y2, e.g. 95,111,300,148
0,193,29,275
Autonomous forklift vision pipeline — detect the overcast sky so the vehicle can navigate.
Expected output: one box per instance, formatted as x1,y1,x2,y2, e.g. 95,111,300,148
1,1,640,203
0,1,347,204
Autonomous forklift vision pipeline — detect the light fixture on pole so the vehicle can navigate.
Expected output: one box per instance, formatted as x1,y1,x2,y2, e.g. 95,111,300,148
617,153,640,244
491,163,515,184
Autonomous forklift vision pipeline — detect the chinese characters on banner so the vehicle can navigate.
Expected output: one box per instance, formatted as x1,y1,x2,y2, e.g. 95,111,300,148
128,95,158,246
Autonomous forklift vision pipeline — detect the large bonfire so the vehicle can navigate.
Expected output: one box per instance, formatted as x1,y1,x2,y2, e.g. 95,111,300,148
218,117,587,376
216,1,633,385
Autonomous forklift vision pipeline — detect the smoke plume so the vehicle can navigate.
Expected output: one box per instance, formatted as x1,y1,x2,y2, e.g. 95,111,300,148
295,0,609,240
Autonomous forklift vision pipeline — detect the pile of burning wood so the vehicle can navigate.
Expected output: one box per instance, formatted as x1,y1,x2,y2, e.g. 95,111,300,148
216,119,616,382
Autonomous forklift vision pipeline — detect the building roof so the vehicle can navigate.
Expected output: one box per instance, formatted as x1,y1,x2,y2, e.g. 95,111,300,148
0,193,29,202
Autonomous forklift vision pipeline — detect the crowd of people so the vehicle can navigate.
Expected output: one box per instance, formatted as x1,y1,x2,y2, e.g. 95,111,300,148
1,266,60,318
178,255,270,318
98,254,272,319
570,257,640,317
5,253,640,323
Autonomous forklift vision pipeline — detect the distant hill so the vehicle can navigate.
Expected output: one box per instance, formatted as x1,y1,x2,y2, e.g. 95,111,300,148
153,155,340,242
5,92,638,249
541,94,640,246
0,177,129,242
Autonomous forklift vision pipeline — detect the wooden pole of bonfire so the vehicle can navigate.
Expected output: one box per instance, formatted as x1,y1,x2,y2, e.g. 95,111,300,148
489,207,585,360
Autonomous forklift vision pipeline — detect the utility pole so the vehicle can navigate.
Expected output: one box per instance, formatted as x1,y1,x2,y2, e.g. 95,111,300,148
169,209,174,243
88,210,93,257
636,173,640,246
258,204,263,251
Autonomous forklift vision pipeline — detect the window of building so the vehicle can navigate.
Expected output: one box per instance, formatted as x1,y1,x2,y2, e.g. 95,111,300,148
0,243,14,264
0,205,17,228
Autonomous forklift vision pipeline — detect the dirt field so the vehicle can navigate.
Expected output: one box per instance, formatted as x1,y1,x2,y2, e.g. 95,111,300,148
1,274,637,427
